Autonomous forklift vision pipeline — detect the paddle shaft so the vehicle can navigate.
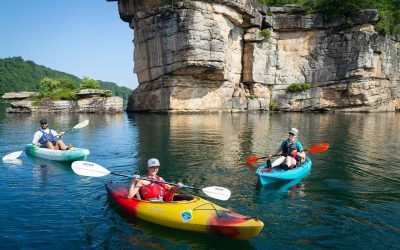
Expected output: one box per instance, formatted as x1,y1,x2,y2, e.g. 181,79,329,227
109,171,193,190
255,154,282,161
256,148,317,161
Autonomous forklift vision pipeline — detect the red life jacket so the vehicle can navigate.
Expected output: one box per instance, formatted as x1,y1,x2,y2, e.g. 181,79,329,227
139,176,166,201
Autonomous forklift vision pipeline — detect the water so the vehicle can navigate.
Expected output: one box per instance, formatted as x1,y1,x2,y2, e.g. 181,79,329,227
0,109,399,249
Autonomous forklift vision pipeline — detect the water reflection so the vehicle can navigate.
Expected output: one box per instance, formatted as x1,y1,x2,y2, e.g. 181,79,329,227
255,177,308,198
31,158,73,185
2,159,23,166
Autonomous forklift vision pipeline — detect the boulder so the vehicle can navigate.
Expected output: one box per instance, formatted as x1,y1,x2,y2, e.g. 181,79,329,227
76,89,112,98
2,92,37,100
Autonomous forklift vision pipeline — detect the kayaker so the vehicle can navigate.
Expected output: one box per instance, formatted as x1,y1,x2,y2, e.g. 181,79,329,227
269,128,306,170
32,118,72,150
128,158,183,202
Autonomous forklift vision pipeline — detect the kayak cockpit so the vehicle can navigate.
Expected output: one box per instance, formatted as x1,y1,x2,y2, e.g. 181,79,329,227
171,194,194,202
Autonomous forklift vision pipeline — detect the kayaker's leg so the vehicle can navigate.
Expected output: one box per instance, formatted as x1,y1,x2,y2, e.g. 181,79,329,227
271,156,285,167
266,159,272,168
56,140,67,150
45,141,55,150
286,156,297,168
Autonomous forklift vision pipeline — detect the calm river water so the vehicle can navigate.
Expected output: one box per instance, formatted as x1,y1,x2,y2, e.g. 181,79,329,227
0,108,399,249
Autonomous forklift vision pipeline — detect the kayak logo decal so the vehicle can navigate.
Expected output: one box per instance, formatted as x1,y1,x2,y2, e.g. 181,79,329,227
181,210,193,223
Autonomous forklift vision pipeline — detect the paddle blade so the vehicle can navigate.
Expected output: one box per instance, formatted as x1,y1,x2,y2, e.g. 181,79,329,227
73,120,89,129
308,143,329,153
2,151,23,161
246,155,260,164
202,186,231,201
71,161,110,177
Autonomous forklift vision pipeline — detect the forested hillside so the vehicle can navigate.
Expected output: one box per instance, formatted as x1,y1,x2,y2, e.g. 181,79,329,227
0,57,132,103
256,0,400,35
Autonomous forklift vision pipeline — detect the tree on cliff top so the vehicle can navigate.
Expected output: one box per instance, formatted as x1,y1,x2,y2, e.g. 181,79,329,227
37,77,77,101
80,77,100,89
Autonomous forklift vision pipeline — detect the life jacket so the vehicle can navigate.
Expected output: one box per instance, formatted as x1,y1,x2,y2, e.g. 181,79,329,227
282,139,302,161
38,129,57,145
139,176,166,201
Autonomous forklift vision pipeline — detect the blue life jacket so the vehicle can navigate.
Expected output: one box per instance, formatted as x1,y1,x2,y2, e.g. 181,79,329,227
38,129,57,144
281,139,304,159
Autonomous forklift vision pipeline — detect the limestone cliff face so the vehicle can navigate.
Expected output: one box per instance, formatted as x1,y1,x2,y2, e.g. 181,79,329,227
111,0,400,112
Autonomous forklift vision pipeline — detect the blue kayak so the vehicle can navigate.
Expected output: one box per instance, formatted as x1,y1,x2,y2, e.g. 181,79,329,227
256,156,312,185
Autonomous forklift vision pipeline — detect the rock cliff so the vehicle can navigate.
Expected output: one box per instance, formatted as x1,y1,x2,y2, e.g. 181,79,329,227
109,0,400,112
2,90,123,113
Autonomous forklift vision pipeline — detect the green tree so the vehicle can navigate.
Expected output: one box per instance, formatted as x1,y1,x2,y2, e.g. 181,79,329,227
80,77,100,89
40,77,61,93
59,77,79,90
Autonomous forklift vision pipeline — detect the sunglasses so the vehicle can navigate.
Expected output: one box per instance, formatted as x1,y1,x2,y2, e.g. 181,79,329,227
41,123,47,125
289,132,295,135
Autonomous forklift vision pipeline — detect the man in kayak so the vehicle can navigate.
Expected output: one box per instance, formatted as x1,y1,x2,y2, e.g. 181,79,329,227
269,128,306,170
32,118,72,150
128,158,183,201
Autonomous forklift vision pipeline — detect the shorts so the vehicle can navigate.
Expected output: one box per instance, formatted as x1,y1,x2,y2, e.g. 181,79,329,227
40,140,57,148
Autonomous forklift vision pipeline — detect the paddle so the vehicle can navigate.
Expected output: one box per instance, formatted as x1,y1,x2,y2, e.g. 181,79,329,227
2,120,89,161
246,143,329,164
71,161,231,201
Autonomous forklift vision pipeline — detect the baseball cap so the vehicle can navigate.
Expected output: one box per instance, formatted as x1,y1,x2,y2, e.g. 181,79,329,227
289,128,298,136
40,118,48,124
147,158,160,167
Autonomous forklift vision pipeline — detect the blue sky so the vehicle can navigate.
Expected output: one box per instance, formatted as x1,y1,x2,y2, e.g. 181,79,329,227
0,0,138,89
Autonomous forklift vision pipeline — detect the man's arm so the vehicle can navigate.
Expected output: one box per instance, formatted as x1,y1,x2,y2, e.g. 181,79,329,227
32,131,41,144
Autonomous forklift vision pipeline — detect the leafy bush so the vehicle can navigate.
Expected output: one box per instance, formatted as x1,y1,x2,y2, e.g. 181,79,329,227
80,77,100,89
269,101,278,111
261,28,271,40
36,77,77,101
59,77,79,90
286,83,311,92
103,92,113,98
52,88,77,100
337,18,354,31
40,77,61,93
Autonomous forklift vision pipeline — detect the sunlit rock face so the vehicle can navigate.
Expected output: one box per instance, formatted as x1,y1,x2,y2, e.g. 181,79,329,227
113,0,400,112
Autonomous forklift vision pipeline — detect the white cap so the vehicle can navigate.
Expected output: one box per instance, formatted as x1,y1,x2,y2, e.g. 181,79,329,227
289,128,299,136
147,158,160,167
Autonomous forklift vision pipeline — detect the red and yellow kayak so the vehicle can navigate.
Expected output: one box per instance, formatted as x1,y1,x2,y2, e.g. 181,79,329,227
105,181,264,240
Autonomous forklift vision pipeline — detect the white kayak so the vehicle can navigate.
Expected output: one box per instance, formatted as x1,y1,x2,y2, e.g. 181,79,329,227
25,144,90,161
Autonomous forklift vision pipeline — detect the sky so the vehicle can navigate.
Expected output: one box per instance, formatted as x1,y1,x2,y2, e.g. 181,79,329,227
0,0,138,89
